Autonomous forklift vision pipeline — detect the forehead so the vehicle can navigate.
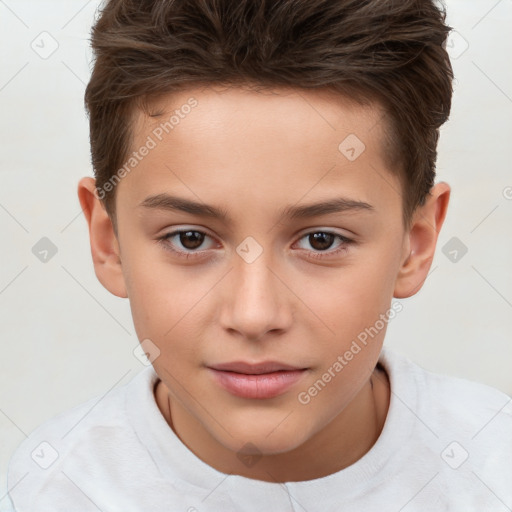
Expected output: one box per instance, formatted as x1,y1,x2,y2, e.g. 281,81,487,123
138,84,385,148
118,84,401,224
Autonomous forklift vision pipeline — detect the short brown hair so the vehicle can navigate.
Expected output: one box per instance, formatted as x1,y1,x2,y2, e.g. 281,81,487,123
84,0,453,229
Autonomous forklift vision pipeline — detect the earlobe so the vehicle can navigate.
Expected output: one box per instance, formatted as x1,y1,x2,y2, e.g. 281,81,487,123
77,177,128,298
393,182,450,298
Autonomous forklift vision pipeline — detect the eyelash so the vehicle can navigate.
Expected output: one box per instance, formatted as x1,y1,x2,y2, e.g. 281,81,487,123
156,229,354,261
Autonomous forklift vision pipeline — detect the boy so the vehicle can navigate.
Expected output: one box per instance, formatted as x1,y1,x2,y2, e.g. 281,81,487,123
6,0,511,510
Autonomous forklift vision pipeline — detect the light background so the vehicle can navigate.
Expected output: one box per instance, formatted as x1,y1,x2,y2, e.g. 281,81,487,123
0,0,511,508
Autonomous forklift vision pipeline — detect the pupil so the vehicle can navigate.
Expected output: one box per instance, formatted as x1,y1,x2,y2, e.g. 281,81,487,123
180,231,203,249
310,232,333,251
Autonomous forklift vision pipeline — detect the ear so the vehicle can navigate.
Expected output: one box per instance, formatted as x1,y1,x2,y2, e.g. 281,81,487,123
394,182,450,298
77,177,128,298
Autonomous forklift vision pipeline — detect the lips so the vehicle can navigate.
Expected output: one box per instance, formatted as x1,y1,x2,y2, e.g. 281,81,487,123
208,360,305,374
207,361,308,399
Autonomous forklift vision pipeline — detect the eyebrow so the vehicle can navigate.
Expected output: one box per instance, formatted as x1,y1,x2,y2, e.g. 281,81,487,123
139,193,374,223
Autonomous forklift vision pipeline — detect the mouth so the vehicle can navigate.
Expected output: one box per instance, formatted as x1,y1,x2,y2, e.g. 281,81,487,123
207,361,309,399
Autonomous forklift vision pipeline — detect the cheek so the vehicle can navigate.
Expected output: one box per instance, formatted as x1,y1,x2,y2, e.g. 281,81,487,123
325,256,398,329
302,244,400,364
123,251,217,365
123,252,187,338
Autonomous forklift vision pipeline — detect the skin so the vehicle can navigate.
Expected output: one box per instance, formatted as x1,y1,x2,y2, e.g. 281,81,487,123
78,84,450,483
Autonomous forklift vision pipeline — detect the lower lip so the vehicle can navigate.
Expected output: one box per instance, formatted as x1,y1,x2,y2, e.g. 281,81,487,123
208,368,307,399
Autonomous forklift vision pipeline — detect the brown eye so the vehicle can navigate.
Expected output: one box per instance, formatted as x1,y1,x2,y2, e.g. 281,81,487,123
176,230,205,250
308,232,336,251
295,230,354,260
158,229,217,258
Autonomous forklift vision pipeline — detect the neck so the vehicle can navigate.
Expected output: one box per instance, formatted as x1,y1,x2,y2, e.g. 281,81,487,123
155,365,390,482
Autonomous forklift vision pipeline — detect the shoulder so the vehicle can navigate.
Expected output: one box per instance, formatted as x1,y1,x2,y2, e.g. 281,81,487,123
379,347,512,435
7,366,157,511
379,347,512,501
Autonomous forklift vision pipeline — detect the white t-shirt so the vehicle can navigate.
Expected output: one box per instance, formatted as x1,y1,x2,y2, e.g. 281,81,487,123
5,348,512,511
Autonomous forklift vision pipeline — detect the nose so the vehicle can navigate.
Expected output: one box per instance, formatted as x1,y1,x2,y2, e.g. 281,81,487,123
219,252,292,342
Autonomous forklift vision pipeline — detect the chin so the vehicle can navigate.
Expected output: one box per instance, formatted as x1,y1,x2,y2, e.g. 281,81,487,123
215,422,311,456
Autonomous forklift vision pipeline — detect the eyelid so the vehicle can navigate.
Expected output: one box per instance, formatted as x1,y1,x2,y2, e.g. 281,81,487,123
157,226,355,259
292,230,354,257
159,227,218,250
295,225,355,239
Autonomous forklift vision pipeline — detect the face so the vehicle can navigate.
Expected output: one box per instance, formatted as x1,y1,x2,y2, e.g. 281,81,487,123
109,84,409,460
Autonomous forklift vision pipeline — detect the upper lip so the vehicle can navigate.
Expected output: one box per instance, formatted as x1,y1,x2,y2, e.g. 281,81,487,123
208,361,306,375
